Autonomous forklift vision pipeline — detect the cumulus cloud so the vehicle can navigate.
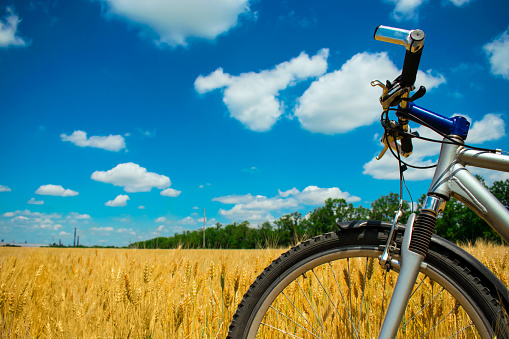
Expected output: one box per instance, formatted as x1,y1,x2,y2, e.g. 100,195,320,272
91,227,114,232
138,205,146,209
180,216,195,225
467,114,506,143
363,113,506,181
91,162,171,192
0,7,27,47
0,210,78,233
294,52,445,134
27,198,44,205
195,49,329,132
117,228,136,235
39,223,62,231
155,217,166,223
449,0,473,6
105,195,130,207
385,0,426,20
0,185,11,192
484,27,509,80
99,0,251,46
160,188,181,197
35,184,79,197
66,213,91,221
61,130,126,152
214,185,360,223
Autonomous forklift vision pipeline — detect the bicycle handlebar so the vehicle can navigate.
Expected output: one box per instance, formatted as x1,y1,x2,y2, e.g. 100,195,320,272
374,25,425,87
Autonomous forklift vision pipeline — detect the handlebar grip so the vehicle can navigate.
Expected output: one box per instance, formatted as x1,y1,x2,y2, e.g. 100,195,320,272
400,48,423,87
374,26,425,88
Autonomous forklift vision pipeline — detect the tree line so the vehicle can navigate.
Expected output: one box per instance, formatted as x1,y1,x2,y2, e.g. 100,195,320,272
131,179,509,249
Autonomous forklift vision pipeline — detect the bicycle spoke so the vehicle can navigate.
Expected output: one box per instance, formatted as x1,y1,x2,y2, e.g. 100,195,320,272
267,305,322,339
296,277,330,338
260,322,306,339
401,287,445,330
446,322,474,339
279,291,322,337
347,258,354,337
419,303,460,339
311,267,358,339
328,262,358,337
356,257,369,336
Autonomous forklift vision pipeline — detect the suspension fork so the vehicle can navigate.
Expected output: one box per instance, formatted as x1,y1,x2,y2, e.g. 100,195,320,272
378,195,445,338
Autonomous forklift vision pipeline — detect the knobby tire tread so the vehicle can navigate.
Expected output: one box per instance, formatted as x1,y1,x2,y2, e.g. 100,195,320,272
227,225,509,339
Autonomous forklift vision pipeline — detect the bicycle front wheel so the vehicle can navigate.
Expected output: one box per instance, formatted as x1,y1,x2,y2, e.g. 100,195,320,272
227,222,509,338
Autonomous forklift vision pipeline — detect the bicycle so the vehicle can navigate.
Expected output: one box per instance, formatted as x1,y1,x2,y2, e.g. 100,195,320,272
226,25,509,338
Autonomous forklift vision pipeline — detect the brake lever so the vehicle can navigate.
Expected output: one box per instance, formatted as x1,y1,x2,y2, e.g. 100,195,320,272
376,121,414,160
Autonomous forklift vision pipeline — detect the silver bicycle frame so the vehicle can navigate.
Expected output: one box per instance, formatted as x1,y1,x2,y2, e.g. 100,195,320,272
432,143,509,240
379,137,509,338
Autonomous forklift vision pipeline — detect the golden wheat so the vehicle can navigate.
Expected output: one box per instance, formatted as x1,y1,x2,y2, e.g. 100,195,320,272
0,242,506,338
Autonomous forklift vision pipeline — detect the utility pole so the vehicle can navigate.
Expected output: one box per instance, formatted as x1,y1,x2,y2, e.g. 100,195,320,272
203,208,206,248
156,228,159,249
73,228,77,247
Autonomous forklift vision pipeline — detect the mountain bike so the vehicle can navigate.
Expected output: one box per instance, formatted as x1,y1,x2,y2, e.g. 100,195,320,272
227,25,509,338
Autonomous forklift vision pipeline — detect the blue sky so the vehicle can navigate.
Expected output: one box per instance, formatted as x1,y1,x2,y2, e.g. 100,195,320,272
0,0,508,247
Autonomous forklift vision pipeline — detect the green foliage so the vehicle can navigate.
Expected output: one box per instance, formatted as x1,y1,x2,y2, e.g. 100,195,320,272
130,179,509,249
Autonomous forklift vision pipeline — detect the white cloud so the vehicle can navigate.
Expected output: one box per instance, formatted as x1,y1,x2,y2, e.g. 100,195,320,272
363,113,506,181
156,225,165,232
91,227,114,232
467,114,506,143
293,186,361,205
59,231,70,236
385,0,426,20
105,195,129,207
117,228,136,235
39,223,62,231
35,184,79,197
0,7,27,47
27,198,44,205
0,185,11,192
195,49,329,132
100,0,251,47
484,27,509,80
2,210,61,219
470,167,509,186
160,188,181,197
448,0,473,6
155,216,166,223
294,52,445,134
180,216,195,225
91,162,171,192
213,194,258,205
74,213,91,220
13,216,29,221
278,188,300,197
214,185,360,223
61,130,126,152
138,205,146,209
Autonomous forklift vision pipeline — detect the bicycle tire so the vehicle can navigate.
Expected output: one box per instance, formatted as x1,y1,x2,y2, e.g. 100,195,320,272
227,221,509,338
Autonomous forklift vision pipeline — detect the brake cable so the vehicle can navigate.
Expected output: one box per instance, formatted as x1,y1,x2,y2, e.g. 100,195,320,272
380,108,508,171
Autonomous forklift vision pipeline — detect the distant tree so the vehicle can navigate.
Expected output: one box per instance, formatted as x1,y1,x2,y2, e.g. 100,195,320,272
370,192,410,223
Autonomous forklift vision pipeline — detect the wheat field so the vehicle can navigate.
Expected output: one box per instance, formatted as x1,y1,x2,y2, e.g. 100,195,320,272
0,242,507,338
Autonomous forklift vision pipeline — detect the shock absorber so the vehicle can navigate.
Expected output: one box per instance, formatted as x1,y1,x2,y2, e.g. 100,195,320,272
409,195,446,257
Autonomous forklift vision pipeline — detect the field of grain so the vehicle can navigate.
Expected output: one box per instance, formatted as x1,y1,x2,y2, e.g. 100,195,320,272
0,242,507,338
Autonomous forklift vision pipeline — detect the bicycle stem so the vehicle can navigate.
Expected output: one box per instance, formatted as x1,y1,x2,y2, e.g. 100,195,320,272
378,213,424,339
